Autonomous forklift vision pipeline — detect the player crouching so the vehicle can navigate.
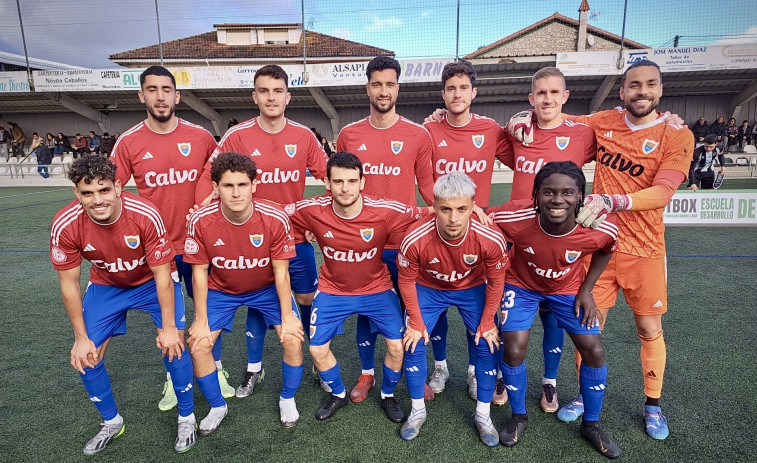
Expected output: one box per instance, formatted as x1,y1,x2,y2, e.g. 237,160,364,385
50,156,196,454
185,152,305,432
488,161,620,458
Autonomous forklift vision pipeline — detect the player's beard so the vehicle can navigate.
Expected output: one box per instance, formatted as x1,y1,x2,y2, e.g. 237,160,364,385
625,95,658,119
147,104,175,123
370,96,395,114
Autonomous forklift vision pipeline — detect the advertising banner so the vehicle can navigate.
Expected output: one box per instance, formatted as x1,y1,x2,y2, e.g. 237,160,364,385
664,190,757,226
0,71,31,93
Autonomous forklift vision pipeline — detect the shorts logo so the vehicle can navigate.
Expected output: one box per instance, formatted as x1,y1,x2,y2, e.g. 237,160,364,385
51,246,67,263
391,141,403,155
184,238,199,255
250,234,264,247
360,228,374,242
472,134,485,149
124,235,140,249
177,142,191,157
397,252,409,268
565,250,582,263
285,144,297,158
463,254,478,265
642,139,659,154
500,309,508,326
309,325,316,339
556,136,570,150
284,203,295,215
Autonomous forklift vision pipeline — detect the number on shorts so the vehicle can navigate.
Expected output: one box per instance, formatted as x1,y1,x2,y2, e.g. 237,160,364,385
501,290,515,309
310,306,318,326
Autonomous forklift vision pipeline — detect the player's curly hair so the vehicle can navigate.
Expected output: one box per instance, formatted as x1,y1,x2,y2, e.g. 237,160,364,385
68,155,117,185
366,56,401,81
434,171,476,201
327,151,363,179
210,152,257,184
442,60,476,87
255,65,289,90
532,161,585,216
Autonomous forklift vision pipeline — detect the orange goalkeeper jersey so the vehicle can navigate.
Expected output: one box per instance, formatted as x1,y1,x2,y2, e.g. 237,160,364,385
575,108,694,258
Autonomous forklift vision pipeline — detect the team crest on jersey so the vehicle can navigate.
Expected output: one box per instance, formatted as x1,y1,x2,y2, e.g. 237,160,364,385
565,250,582,263
250,234,264,247
463,254,478,265
642,139,659,154
124,235,140,249
472,134,485,149
51,246,67,263
184,238,199,255
285,144,297,158
556,136,570,150
360,228,374,242
391,141,403,155
397,252,409,268
177,143,191,157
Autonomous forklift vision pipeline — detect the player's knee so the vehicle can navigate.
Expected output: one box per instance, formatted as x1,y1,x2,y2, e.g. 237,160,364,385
190,339,213,357
309,343,329,362
637,329,663,341
576,336,605,367
295,292,314,306
385,339,404,360
502,343,526,366
281,335,302,353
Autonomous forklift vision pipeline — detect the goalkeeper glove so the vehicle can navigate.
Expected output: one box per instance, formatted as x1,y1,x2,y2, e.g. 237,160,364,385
576,194,631,228
506,110,535,144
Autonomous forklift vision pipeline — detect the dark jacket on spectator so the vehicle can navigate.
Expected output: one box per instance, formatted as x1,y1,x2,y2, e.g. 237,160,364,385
100,136,115,155
691,121,709,141
709,121,726,137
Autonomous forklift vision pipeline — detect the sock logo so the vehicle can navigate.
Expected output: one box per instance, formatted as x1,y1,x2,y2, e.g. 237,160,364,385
180,383,193,394
645,370,658,380
548,347,562,354
588,384,606,391
358,341,372,347
89,396,102,402
430,335,442,341
245,331,255,338
505,385,519,391
405,366,420,372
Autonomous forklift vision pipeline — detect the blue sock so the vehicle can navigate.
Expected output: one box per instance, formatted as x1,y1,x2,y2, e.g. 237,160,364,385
281,361,304,399
356,315,377,371
212,333,223,362
80,359,118,421
318,363,346,395
196,370,226,408
501,360,528,415
246,309,267,364
381,363,402,396
466,329,477,367
474,342,498,403
164,350,194,418
539,310,564,380
580,363,607,422
430,311,448,361
298,304,312,335
404,345,428,400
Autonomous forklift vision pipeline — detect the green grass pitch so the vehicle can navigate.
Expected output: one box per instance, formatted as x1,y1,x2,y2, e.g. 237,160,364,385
0,181,756,462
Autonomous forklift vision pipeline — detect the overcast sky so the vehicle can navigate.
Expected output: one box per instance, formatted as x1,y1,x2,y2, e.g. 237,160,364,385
1,0,755,69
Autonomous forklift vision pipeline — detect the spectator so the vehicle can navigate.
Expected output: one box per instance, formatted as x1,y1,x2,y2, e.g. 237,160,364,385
688,134,725,191
0,126,10,161
100,132,115,156
8,122,26,158
725,117,739,150
37,135,53,178
29,132,44,157
113,131,121,140
45,133,56,154
54,132,71,156
321,136,333,157
227,117,239,128
73,133,88,158
737,120,751,149
88,130,101,155
690,116,709,145
709,116,726,149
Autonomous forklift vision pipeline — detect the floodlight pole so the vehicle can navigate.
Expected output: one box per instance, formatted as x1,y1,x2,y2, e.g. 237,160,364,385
15,0,31,85
155,0,164,66
455,0,460,60
616,0,628,69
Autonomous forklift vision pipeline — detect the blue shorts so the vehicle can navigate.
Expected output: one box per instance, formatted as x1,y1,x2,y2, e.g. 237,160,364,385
499,283,600,335
383,249,399,288
290,242,319,295
310,290,403,346
206,284,299,333
174,255,194,299
82,279,186,348
414,283,491,334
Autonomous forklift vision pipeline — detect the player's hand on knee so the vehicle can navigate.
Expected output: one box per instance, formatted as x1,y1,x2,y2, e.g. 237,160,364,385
187,320,213,352
157,326,184,362
424,108,447,123
575,290,598,329
71,338,99,374
506,110,535,144
403,326,428,353
475,326,501,353
279,313,305,343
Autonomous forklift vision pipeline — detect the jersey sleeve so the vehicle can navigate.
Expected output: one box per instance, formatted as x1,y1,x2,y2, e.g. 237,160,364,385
397,242,424,332
660,126,695,178
50,223,82,271
141,213,175,267
480,230,509,333
414,131,435,205
269,211,297,261
306,134,329,180
385,204,429,234
183,212,210,265
495,128,515,168
335,129,348,152
110,137,133,186
581,125,597,164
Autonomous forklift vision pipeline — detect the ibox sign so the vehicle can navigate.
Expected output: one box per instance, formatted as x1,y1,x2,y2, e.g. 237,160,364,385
663,191,757,226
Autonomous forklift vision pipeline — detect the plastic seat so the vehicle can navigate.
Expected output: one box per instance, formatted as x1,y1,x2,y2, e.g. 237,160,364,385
736,157,749,166
743,144,757,154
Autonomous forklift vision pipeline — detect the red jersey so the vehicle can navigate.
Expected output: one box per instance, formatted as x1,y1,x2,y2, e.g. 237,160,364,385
398,215,509,333
50,191,175,288
499,120,596,200
196,117,328,243
110,118,217,254
488,199,618,295
423,113,510,207
575,109,693,257
286,194,428,296
337,116,434,248
183,199,295,294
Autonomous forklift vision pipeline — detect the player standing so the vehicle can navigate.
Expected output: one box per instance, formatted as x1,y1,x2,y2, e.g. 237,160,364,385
195,65,328,398
185,152,304,431
108,66,231,410
287,151,429,423
50,156,196,454
562,60,693,440
336,56,435,402
398,172,508,446
489,161,620,458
